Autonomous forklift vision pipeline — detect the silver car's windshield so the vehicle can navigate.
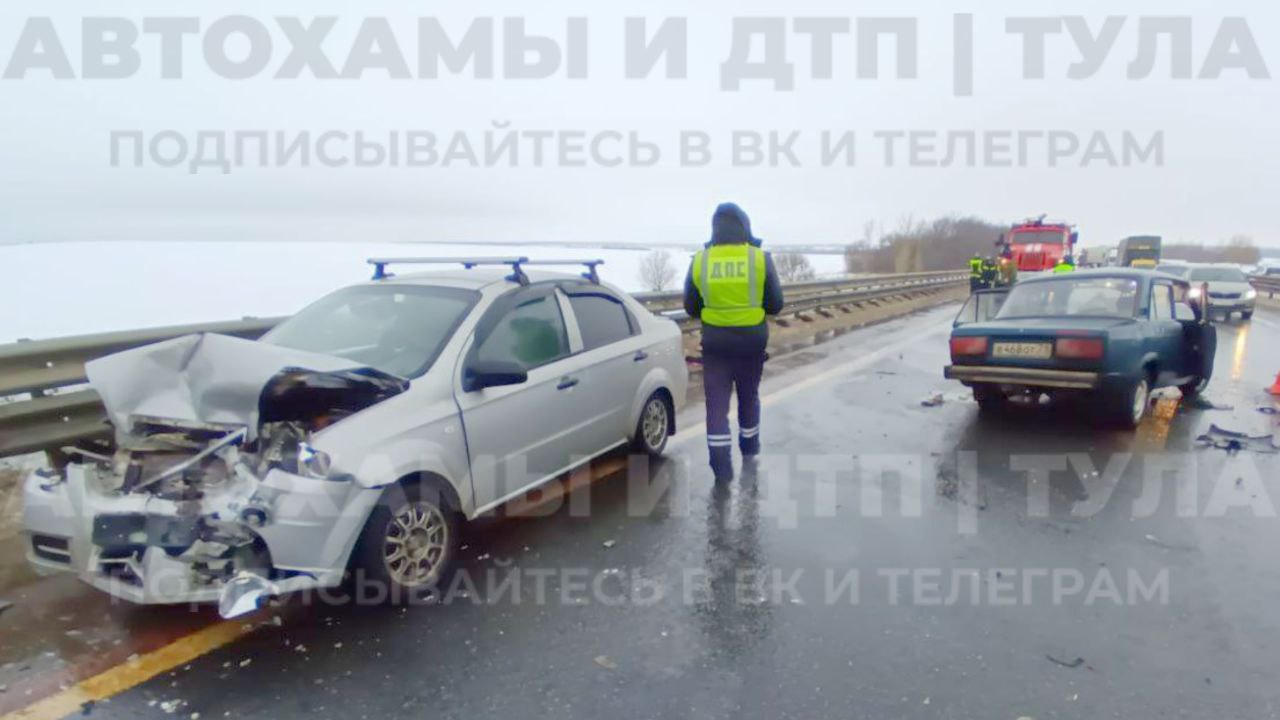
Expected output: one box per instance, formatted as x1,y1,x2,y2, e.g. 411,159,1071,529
1188,267,1247,283
264,285,479,378
997,277,1140,319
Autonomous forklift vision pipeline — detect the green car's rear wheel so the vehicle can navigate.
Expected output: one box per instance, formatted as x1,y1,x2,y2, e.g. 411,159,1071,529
1101,376,1150,429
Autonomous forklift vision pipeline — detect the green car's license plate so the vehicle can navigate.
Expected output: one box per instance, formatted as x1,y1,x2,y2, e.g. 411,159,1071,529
992,342,1053,359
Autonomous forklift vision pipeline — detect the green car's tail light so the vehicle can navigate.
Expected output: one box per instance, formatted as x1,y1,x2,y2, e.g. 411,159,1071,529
950,336,989,357
1055,337,1105,360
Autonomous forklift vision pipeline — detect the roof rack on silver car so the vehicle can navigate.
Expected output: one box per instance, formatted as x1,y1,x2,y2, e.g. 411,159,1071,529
519,259,606,284
367,257,605,285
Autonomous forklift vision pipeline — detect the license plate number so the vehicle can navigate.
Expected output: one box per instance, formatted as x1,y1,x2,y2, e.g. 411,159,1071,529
992,342,1052,359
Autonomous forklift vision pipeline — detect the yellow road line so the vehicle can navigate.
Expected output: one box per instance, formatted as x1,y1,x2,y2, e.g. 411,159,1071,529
2,617,260,720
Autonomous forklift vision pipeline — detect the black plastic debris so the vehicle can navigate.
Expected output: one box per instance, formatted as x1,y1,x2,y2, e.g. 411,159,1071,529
1195,425,1280,454
1046,654,1085,669
0,599,12,617
1259,406,1279,416
921,394,945,408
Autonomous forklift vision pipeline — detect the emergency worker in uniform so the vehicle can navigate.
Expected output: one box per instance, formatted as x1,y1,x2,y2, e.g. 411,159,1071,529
684,204,785,481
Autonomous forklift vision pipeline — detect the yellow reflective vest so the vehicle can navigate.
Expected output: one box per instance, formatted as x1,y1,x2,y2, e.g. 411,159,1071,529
969,257,983,278
692,244,768,327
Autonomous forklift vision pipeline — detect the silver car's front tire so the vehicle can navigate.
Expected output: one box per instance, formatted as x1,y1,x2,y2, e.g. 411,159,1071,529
353,480,459,602
632,392,671,456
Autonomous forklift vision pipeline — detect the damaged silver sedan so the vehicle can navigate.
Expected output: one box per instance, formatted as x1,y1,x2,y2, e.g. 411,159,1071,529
23,258,687,616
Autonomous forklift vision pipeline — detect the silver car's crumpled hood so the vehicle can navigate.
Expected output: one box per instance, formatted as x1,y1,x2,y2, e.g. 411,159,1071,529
88,332,370,440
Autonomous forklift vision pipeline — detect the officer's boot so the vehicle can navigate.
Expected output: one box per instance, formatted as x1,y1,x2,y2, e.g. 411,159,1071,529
709,446,734,482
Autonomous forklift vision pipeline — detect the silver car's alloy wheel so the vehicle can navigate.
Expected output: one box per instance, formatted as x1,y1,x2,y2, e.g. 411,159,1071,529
641,397,668,451
1131,379,1150,425
383,501,448,587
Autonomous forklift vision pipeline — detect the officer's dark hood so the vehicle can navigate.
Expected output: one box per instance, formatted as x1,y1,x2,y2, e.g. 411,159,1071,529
708,203,762,247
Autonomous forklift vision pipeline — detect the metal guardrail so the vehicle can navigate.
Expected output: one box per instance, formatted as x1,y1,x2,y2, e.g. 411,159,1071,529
0,271,964,462
0,318,281,461
1251,274,1280,298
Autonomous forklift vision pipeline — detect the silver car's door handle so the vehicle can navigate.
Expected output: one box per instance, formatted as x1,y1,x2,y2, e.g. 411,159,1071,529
557,376,579,391
633,350,649,362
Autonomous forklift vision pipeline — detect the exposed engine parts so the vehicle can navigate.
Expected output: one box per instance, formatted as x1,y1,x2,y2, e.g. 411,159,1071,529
50,360,409,606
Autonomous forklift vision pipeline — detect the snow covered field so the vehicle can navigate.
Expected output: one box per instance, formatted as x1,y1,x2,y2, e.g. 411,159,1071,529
0,241,848,343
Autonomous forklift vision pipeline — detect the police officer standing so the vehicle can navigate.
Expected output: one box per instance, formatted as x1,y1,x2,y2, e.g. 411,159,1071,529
684,203,785,481
969,254,984,292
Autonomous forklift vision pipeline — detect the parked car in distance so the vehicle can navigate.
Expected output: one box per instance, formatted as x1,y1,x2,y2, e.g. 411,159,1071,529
24,258,688,616
945,269,1216,428
1185,264,1257,321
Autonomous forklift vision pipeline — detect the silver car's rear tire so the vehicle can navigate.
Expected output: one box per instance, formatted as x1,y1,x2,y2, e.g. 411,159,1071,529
352,480,459,603
631,392,671,456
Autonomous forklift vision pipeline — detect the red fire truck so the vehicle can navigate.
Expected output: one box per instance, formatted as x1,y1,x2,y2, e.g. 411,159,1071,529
1001,217,1078,273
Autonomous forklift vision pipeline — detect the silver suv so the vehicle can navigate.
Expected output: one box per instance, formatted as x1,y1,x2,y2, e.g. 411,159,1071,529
24,258,688,614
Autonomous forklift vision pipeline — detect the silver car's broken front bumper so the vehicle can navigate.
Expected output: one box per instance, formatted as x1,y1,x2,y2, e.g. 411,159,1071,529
22,464,377,606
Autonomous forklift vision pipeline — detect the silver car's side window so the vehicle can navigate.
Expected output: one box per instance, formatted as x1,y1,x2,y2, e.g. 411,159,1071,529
564,290,636,351
474,293,572,370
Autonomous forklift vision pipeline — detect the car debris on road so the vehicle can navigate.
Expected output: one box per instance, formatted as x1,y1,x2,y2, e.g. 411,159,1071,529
1196,425,1280,454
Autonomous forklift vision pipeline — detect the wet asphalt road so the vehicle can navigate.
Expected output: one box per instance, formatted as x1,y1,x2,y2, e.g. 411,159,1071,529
55,304,1280,720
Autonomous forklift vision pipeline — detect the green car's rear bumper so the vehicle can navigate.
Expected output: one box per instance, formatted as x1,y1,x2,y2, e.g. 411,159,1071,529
944,365,1101,390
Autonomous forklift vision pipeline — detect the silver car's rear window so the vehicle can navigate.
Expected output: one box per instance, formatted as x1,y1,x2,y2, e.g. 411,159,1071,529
997,277,1140,319
263,285,479,378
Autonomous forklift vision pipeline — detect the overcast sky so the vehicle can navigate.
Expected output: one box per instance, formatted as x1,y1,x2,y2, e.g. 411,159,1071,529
1,0,1277,249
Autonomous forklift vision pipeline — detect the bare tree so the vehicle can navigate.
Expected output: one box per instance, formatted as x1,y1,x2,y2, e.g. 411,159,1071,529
774,252,817,282
637,250,677,291
1224,234,1262,265
845,214,1007,273
860,220,879,247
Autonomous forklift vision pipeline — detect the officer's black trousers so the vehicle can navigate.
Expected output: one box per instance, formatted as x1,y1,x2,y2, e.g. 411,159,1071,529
702,352,765,474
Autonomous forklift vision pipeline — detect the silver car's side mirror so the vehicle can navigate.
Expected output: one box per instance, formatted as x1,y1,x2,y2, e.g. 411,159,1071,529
464,360,529,392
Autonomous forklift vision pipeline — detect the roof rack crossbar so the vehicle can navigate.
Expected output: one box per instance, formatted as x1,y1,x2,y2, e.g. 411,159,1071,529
518,259,606,284
367,256,531,283
366,256,606,284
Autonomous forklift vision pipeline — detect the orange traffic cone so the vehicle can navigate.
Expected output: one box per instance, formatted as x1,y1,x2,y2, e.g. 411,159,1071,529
1269,372,1280,396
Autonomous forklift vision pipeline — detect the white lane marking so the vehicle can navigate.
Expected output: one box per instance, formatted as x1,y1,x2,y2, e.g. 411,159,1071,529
1249,314,1280,333
673,316,952,444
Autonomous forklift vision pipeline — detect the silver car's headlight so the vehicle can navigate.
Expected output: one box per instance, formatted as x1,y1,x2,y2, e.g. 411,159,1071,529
1246,288,1257,299
296,442,333,478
